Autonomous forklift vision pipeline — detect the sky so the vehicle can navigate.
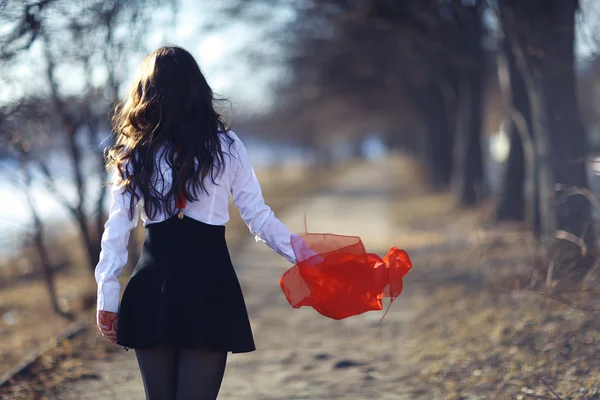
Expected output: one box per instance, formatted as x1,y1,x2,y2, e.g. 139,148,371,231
134,0,600,115
0,0,296,116
1,1,599,116
143,0,296,116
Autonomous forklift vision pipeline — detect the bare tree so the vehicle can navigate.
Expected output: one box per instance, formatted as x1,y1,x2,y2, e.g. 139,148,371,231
501,0,594,281
20,150,72,318
0,99,71,317
494,9,538,235
1,0,175,272
224,0,489,200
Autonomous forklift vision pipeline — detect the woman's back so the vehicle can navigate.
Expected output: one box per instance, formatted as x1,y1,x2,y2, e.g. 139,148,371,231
96,46,297,316
138,131,258,227
97,129,297,312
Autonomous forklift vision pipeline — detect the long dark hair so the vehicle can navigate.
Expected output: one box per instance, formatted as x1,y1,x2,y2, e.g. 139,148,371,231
106,46,234,219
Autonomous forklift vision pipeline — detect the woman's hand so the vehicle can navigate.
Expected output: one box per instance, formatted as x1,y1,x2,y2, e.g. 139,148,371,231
97,310,118,343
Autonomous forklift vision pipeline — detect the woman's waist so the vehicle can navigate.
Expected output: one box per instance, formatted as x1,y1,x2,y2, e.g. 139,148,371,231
140,202,231,227
142,215,228,250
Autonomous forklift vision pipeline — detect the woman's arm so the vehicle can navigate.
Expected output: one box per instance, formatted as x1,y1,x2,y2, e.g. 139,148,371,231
230,135,297,264
94,174,140,313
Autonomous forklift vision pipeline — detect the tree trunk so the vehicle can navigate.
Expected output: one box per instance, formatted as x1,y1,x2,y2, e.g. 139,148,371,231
348,136,363,159
66,124,102,272
451,3,485,206
21,154,72,319
504,0,594,280
384,131,406,153
496,126,525,221
43,32,101,273
495,35,532,223
420,81,454,189
75,209,102,270
454,75,484,206
94,167,108,265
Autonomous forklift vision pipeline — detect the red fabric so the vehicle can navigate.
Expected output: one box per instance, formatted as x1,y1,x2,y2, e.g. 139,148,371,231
280,233,412,321
175,192,186,210
175,145,186,210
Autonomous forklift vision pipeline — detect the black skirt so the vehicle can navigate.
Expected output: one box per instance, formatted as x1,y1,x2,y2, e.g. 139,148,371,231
116,215,256,353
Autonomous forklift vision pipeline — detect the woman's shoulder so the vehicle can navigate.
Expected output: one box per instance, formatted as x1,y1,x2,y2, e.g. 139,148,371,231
219,130,245,152
220,129,241,143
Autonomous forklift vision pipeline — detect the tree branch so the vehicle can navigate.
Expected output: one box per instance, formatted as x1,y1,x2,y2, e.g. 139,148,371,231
36,158,77,216
532,374,564,399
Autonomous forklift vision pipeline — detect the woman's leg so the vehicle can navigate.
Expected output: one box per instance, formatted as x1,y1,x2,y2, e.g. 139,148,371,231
135,345,177,399
174,347,228,400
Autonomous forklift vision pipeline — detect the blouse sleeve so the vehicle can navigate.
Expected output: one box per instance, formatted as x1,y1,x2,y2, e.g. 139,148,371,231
230,136,297,264
94,173,140,313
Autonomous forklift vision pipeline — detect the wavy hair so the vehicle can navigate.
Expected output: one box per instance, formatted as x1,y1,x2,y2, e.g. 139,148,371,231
106,46,234,219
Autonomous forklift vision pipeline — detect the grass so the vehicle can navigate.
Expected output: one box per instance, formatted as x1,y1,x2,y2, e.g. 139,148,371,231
0,268,94,378
412,284,600,399
385,156,600,399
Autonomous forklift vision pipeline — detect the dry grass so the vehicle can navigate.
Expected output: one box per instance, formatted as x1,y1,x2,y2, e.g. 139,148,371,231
8,155,600,399
0,162,344,385
412,284,600,399
384,156,600,399
0,269,94,377
406,227,600,399
1,315,119,400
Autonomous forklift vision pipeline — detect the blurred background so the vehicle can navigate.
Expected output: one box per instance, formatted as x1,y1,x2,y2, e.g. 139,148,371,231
2,0,600,398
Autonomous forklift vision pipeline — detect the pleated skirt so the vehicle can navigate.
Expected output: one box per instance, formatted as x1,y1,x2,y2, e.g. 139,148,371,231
116,215,256,353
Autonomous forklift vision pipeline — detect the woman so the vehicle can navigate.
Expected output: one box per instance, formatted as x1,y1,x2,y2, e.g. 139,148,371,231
95,46,299,399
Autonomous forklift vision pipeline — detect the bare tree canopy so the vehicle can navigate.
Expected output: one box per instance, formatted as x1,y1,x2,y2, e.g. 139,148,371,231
1,0,177,274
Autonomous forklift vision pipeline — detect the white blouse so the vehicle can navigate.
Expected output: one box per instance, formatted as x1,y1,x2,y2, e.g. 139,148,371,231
94,131,297,313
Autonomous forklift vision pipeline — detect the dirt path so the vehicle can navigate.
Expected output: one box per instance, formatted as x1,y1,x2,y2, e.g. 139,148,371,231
56,159,432,400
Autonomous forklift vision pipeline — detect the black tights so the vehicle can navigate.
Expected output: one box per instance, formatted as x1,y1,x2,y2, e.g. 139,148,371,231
135,345,227,400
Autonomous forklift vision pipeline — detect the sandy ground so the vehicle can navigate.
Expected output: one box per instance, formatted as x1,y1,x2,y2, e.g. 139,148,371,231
54,159,432,400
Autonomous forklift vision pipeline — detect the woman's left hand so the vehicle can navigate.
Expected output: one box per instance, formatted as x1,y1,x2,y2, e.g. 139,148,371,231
97,310,119,343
